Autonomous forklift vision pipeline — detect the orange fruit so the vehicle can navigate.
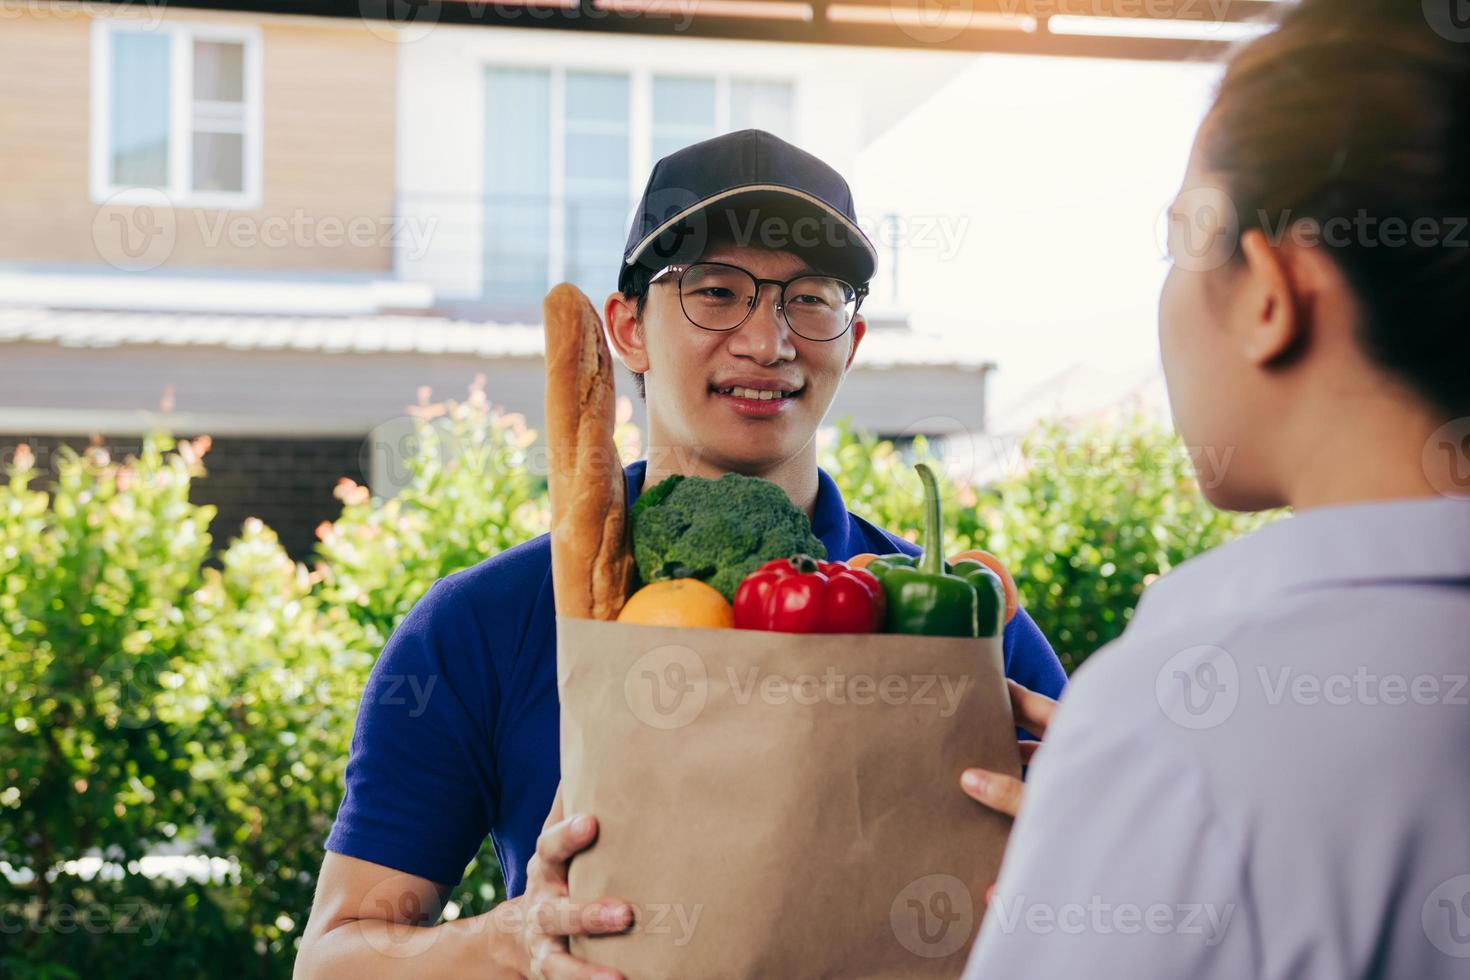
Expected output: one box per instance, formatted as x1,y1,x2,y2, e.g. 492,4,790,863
846,553,880,570
950,549,1019,625
617,579,733,629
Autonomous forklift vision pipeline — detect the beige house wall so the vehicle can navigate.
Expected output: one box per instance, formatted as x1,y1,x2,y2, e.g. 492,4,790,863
0,1,397,272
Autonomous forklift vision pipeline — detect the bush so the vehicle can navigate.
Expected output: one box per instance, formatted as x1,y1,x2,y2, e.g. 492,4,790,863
0,436,264,975
315,380,550,650
823,417,1274,672
3,394,1270,976
178,517,372,964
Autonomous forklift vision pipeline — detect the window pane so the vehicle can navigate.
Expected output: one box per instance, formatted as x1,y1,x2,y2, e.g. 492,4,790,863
566,71,627,120
484,67,552,306
193,41,245,103
193,101,246,131
651,76,716,162
109,31,171,188
730,79,795,141
192,131,244,192
653,76,715,126
564,71,629,302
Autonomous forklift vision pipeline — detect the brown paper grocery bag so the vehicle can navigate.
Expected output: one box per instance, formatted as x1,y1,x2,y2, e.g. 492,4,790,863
557,617,1021,979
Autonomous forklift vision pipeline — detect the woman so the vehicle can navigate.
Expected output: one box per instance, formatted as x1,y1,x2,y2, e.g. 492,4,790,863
958,1,1470,976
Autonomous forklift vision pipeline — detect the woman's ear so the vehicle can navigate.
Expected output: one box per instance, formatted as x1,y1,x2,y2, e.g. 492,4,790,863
604,290,650,374
1236,228,1307,366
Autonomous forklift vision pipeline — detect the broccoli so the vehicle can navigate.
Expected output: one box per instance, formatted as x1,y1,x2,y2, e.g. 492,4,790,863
630,473,826,601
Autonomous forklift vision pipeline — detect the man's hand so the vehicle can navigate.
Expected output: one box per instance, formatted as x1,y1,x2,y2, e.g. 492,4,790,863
510,787,632,980
959,679,1058,819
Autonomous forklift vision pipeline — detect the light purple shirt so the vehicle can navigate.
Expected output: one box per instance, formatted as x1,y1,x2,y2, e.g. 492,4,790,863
963,497,1470,979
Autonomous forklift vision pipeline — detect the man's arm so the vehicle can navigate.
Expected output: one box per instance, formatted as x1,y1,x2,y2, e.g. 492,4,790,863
1001,606,1068,701
297,797,631,979
294,851,517,978
299,576,630,977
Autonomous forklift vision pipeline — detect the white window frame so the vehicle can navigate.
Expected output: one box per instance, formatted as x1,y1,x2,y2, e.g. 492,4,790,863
483,59,796,292
90,18,264,210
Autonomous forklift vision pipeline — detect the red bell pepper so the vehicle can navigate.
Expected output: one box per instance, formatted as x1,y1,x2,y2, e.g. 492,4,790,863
733,554,886,633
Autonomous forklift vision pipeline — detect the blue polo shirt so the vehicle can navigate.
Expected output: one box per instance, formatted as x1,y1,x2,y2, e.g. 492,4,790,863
326,459,1067,897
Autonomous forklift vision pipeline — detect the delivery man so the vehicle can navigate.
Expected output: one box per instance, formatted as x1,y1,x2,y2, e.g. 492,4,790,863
295,129,1066,979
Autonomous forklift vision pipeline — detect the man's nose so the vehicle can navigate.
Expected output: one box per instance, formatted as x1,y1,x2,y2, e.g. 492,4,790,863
726,284,797,364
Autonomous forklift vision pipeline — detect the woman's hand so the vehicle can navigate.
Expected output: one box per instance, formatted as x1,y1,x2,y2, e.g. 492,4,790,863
959,680,1058,819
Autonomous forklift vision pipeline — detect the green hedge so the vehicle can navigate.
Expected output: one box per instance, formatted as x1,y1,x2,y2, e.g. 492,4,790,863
0,392,1267,976
825,419,1271,672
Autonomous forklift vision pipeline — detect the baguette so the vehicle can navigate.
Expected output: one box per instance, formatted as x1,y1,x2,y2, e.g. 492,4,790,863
543,283,634,620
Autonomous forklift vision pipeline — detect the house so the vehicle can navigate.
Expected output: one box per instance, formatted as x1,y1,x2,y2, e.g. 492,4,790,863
0,0,1250,558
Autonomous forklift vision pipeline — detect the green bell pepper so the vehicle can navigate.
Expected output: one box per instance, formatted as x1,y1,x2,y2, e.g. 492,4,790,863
951,559,1005,639
867,463,1004,638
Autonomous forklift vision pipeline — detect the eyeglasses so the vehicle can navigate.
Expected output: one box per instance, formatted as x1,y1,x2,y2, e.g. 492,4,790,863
649,262,866,343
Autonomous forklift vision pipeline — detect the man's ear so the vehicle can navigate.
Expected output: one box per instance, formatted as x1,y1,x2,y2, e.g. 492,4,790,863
843,314,867,373
604,290,650,374
1236,228,1309,366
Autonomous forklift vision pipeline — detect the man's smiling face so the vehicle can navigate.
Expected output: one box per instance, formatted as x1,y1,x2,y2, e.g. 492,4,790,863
611,241,866,475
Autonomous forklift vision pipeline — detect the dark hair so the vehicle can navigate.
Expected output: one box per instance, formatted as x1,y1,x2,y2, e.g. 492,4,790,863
1200,0,1470,417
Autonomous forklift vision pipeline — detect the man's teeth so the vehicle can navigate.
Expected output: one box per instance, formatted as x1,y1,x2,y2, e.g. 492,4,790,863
717,386,794,400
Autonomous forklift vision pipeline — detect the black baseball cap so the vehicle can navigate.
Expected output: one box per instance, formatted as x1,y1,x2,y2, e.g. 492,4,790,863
619,129,878,292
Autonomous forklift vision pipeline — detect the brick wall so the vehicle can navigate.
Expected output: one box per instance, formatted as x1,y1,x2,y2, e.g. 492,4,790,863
0,432,366,563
